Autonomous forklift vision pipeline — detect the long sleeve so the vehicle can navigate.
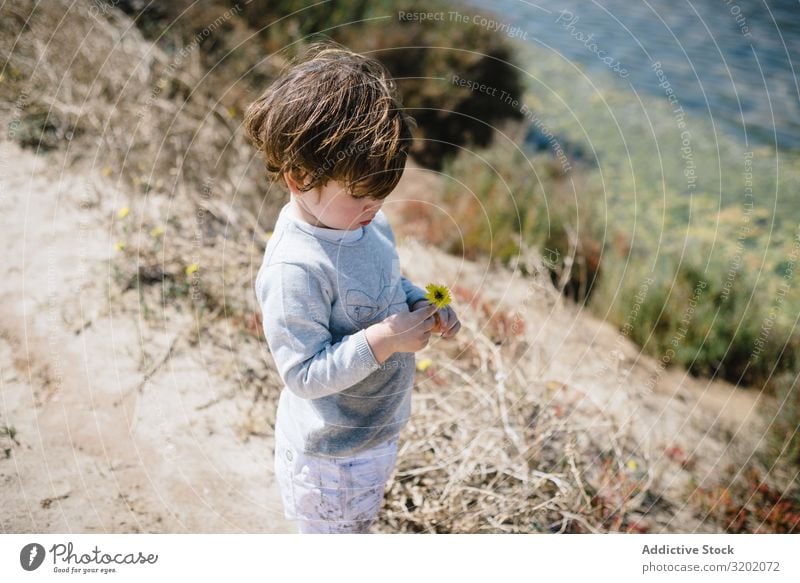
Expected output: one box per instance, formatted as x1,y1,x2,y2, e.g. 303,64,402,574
256,261,381,399
401,276,428,308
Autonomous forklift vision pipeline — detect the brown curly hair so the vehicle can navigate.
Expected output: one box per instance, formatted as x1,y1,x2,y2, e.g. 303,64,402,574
243,42,415,199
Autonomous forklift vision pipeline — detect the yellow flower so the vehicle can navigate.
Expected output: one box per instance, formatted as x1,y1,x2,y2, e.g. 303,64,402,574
150,226,165,238
114,241,126,251
416,358,433,372
425,283,452,309
117,206,130,219
627,459,638,471
185,263,199,276
101,166,112,177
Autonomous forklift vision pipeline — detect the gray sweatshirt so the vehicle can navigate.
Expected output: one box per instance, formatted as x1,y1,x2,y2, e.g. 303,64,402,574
255,202,429,457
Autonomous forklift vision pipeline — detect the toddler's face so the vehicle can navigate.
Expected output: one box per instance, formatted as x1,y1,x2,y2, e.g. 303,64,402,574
287,173,384,231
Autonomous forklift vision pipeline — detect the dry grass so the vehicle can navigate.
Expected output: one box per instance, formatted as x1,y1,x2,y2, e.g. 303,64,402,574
378,264,657,533
0,0,281,235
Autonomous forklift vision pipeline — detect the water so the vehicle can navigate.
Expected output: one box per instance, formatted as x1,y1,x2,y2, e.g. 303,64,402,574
455,0,800,151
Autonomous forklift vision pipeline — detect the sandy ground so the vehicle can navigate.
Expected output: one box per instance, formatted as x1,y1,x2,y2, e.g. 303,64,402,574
0,140,769,533
0,141,294,533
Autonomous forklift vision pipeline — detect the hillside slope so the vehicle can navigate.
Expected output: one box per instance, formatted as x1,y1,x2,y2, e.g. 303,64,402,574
0,0,774,534
0,140,767,533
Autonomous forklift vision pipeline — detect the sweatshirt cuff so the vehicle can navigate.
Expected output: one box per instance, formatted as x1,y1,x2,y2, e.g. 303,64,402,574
403,279,429,308
353,329,381,370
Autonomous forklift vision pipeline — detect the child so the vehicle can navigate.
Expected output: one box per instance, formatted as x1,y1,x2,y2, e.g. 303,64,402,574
245,43,461,534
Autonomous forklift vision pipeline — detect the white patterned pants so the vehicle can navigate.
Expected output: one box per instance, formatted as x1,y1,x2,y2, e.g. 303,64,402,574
273,426,399,534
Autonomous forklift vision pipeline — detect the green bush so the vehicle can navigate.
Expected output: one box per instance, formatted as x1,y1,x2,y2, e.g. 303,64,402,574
438,136,800,395
439,142,604,295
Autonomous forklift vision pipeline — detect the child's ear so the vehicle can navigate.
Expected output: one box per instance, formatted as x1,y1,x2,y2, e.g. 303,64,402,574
284,170,324,204
284,170,302,195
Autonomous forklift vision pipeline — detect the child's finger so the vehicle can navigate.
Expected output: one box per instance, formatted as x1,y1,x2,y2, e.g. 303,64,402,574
419,305,439,329
443,320,461,338
442,310,458,336
438,313,449,334
414,304,435,319
440,307,453,325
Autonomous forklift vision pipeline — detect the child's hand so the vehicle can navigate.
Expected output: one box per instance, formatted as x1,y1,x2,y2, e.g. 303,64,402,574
365,303,438,363
411,300,461,339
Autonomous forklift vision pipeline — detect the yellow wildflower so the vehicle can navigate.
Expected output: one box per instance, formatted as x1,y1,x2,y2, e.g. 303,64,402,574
114,241,126,251
150,226,165,238
416,358,433,372
117,206,130,219
185,263,199,276
425,283,452,309
627,460,638,471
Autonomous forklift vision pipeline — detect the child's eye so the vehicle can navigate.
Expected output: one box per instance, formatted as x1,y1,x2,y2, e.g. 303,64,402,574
351,193,376,205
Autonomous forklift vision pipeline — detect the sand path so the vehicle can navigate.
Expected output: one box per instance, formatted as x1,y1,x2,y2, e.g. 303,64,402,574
0,140,294,533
